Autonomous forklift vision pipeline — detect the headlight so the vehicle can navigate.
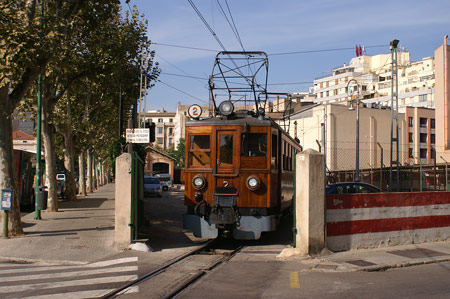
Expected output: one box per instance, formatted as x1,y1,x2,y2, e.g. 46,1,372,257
246,176,260,191
192,174,206,190
218,101,234,116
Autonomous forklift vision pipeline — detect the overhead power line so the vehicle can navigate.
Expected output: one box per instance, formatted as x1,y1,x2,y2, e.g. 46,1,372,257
152,42,218,52
216,0,245,51
152,42,389,56
157,80,209,104
269,45,388,56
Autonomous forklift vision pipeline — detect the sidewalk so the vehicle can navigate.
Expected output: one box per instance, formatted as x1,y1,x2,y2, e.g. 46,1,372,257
277,240,450,272
0,183,119,264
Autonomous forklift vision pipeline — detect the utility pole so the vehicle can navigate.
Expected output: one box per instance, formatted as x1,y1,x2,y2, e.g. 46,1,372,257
138,37,149,128
389,39,400,192
347,79,360,182
34,0,45,220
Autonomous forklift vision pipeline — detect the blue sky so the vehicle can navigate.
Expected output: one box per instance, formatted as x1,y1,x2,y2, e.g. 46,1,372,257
124,0,450,112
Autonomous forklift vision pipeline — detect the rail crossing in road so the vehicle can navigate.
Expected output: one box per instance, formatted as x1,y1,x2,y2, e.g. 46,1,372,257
0,257,139,298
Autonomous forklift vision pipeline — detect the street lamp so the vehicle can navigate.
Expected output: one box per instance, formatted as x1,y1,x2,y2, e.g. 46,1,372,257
441,156,449,191
347,79,361,182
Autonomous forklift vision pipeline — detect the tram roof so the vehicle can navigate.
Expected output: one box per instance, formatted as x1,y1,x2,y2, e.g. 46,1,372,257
185,111,275,127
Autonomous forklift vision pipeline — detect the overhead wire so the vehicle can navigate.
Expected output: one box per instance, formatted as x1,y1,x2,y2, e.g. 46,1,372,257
216,0,245,51
156,53,206,86
157,80,209,104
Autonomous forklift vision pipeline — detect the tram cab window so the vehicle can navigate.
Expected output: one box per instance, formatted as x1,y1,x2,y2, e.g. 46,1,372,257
241,133,267,157
219,135,233,165
189,135,210,167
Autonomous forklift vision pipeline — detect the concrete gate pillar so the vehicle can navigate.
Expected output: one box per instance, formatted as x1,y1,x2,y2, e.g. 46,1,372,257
114,153,132,246
295,149,325,255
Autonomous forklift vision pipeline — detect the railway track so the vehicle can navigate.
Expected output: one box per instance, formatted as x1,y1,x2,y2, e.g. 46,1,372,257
101,238,245,299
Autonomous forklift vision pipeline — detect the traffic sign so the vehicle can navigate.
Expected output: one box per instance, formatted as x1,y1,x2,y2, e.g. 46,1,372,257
126,128,150,143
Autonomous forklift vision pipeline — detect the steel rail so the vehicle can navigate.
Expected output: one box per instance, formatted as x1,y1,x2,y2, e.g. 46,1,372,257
100,240,216,299
163,245,246,299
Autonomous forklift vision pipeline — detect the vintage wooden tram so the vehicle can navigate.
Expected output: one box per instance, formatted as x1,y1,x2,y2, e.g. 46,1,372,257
183,104,301,239
183,51,301,240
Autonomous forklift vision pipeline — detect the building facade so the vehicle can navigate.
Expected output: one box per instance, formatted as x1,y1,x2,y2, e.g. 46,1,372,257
313,51,435,112
435,36,450,163
286,103,436,172
140,110,176,150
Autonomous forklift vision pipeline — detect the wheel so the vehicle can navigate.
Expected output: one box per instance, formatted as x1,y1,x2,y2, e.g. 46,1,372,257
163,186,168,191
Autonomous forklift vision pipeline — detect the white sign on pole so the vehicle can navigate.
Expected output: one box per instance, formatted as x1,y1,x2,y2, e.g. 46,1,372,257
126,128,150,143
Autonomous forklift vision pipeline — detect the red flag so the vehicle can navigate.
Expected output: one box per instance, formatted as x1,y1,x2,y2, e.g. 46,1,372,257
359,45,363,56
356,45,359,57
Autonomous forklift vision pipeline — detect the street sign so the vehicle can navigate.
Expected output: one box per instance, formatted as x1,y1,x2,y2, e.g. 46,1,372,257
126,128,150,143
1,188,12,211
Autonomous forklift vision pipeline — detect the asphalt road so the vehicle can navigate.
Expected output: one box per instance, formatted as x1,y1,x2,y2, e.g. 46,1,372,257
180,261,450,298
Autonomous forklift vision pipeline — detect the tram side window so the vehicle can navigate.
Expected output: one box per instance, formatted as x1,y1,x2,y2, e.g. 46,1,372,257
271,134,278,169
241,133,267,157
189,135,210,167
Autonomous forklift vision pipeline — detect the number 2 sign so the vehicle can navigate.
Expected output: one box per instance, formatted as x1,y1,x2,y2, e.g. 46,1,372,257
188,104,202,119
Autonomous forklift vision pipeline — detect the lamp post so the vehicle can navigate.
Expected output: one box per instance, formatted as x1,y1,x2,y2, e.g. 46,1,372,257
347,79,361,182
441,156,449,191
34,0,45,220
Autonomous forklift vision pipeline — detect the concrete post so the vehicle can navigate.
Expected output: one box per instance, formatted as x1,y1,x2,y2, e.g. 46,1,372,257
295,149,325,255
115,153,132,246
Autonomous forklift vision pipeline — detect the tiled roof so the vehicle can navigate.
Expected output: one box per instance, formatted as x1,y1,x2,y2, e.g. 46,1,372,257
12,130,35,140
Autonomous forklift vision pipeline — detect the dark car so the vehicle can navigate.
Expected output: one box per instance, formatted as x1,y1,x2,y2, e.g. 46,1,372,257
326,182,381,195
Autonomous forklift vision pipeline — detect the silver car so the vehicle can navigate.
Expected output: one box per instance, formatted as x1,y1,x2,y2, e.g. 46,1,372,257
143,176,162,197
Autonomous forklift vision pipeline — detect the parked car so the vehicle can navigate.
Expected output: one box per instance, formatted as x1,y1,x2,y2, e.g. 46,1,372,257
326,182,381,195
156,173,173,191
143,176,162,197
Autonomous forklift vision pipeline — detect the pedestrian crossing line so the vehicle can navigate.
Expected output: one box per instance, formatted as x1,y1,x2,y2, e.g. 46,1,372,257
0,257,138,274
0,265,138,283
290,271,300,288
87,257,138,267
20,288,125,299
0,274,137,293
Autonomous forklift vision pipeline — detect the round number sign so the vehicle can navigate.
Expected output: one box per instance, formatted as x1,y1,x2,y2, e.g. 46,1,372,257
188,104,202,119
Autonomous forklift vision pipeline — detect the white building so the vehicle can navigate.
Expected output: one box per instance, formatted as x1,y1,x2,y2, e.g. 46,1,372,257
314,51,435,112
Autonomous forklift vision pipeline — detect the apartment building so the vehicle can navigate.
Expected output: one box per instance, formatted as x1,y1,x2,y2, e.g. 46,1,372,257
287,103,436,172
435,37,450,163
140,110,176,150
313,51,435,112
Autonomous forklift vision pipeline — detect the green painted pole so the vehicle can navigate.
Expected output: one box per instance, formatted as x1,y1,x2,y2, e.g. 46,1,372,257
34,0,44,220
92,155,96,190
2,211,8,238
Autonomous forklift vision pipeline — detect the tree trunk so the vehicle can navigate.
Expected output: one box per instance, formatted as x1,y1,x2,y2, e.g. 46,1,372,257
87,150,93,193
78,151,87,196
64,130,77,201
42,111,58,211
63,92,77,201
0,86,23,236
101,162,105,186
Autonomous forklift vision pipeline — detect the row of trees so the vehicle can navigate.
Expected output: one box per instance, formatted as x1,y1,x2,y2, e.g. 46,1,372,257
0,1,159,236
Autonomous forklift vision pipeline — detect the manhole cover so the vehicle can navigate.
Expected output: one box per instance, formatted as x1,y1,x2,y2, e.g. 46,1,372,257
345,259,377,267
314,264,338,270
388,248,446,259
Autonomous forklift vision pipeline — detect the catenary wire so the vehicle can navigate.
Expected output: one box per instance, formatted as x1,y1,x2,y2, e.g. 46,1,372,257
157,80,209,104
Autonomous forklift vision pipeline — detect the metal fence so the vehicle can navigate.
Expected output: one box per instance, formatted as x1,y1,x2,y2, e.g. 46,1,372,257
326,147,450,192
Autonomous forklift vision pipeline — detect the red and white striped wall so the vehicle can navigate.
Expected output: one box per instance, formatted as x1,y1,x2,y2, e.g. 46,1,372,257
326,192,450,251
